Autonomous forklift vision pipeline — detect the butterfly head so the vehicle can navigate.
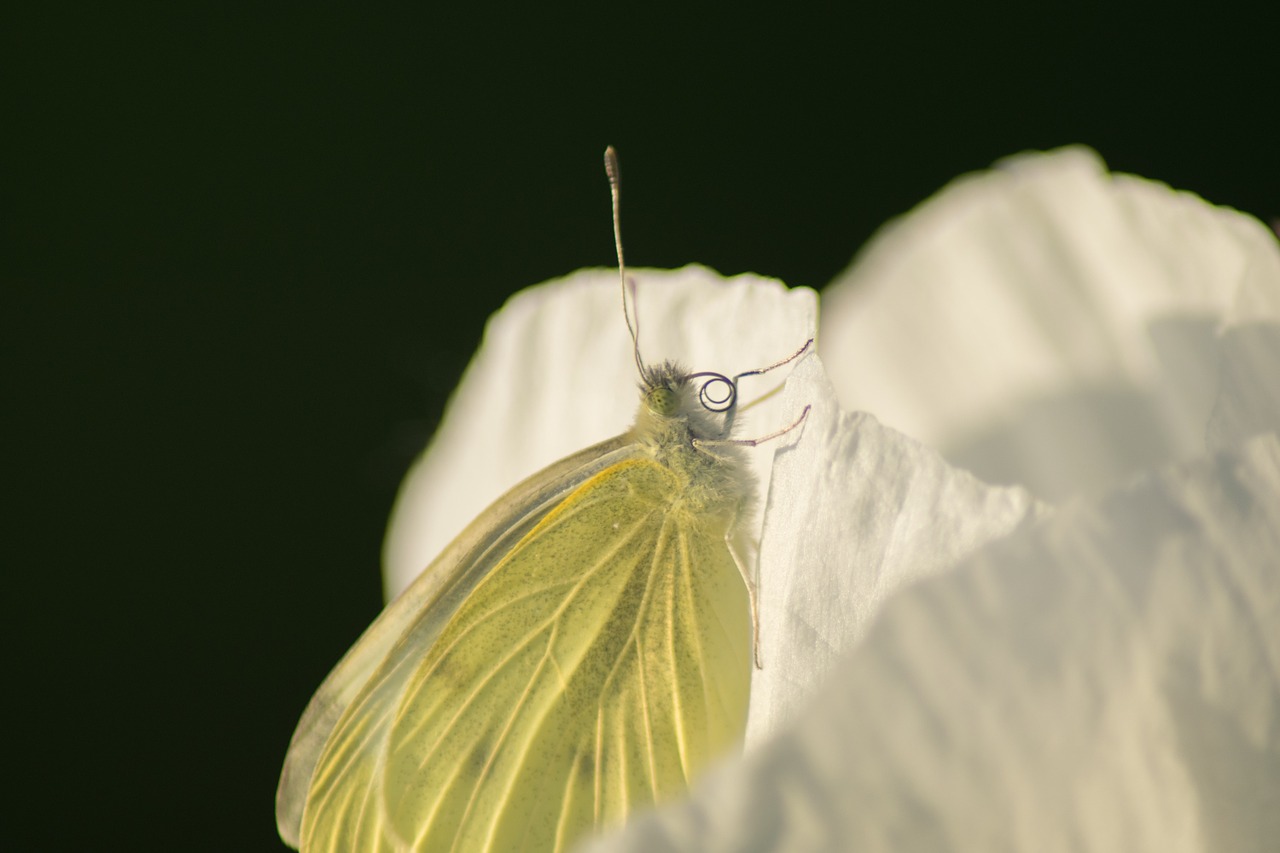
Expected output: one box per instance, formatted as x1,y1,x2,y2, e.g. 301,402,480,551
637,360,739,446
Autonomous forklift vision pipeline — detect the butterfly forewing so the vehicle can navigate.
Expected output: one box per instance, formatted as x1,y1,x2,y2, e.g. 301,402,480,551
299,455,752,852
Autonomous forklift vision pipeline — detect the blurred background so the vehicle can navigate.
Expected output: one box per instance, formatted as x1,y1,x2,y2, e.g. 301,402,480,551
9,3,1273,849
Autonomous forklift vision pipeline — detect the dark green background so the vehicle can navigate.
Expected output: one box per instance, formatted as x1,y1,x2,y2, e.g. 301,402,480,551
10,4,1273,850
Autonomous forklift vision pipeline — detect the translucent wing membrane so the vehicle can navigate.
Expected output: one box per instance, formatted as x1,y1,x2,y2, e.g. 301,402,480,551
299,456,751,852
276,436,634,847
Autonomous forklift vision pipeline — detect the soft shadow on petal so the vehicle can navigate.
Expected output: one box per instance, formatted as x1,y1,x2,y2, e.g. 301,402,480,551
821,146,1280,501
382,266,817,598
1208,225,1280,450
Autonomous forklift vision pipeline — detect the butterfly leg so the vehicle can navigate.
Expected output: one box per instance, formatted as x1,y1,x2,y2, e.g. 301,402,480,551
724,505,763,670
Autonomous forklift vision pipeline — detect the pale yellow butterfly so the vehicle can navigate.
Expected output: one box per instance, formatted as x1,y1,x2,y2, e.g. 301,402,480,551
276,147,810,852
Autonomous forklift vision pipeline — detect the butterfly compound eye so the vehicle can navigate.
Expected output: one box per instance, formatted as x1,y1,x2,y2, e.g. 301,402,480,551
645,386,680,416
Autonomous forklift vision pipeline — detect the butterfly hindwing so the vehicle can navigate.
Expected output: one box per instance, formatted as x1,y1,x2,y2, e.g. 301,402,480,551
275,437,636,847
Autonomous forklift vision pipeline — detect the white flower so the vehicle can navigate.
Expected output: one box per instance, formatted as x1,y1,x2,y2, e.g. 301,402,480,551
384,147,1280,852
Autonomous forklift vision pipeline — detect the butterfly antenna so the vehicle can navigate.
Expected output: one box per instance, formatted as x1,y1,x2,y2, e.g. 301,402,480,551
734,337,814,385
605,146,645,378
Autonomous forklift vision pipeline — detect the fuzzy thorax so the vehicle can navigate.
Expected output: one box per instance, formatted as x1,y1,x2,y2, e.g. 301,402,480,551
628,361,756,525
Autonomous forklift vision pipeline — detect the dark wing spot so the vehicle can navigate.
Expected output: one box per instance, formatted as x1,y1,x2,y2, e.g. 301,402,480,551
468,738,491,775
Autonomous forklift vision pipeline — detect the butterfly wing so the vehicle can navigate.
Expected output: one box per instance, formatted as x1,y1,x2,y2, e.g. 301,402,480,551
298,454,752,852
276,434,634,847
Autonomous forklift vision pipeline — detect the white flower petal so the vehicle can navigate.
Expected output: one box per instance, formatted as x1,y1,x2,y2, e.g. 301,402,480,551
588,430,1280,853
821,146,1280,500
749,354,1046,738
382,266,817,598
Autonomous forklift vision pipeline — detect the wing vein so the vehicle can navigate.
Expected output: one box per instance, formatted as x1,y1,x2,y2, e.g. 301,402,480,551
670,525,694,782
406,508,659,771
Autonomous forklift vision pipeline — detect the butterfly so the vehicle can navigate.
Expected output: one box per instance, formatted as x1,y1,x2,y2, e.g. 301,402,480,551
276,147,810,852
